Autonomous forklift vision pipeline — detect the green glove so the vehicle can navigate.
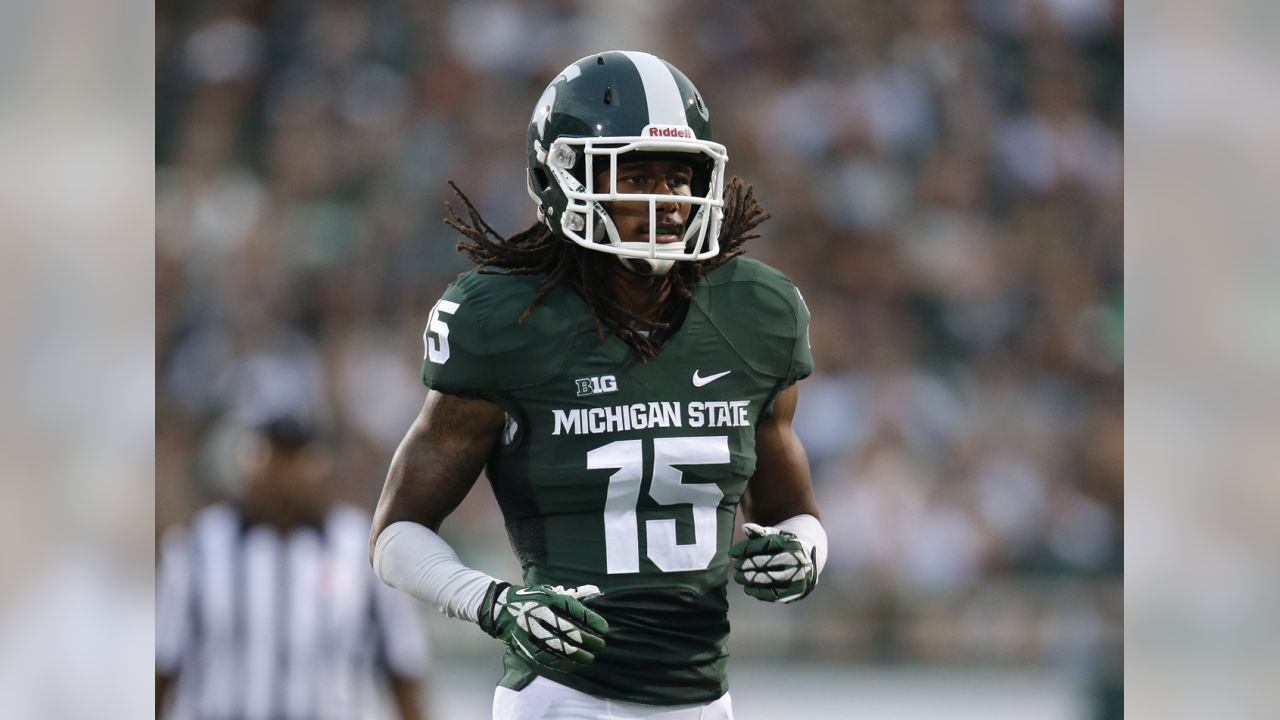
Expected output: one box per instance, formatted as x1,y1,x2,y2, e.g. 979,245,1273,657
477,581,609,672
728,522,817,604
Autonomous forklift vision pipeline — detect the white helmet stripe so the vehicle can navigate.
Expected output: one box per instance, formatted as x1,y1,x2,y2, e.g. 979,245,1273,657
622,51,686,126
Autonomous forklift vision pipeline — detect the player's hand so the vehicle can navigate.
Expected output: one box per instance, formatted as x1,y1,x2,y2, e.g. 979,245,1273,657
729,522,818,603
477,581,608,672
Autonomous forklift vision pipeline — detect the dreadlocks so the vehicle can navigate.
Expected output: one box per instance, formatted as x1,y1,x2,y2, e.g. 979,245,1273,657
443,177,771,359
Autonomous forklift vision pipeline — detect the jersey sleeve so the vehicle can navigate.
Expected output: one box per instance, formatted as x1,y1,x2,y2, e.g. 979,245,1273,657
700,257,814,385
419,278,495,398
420,271,587,398
787,285,814,385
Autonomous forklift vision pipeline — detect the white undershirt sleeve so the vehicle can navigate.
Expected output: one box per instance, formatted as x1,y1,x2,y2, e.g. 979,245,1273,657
775,513,828,576
372,521,498,623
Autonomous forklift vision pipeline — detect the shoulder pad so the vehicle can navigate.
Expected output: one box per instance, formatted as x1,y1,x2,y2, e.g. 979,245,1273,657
697,257,813,383
420,270,589,397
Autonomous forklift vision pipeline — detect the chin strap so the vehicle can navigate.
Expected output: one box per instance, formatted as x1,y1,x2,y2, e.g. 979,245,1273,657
619,255,675,276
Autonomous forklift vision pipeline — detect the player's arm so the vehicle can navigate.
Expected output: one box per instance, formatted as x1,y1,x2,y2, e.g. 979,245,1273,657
370,390,608,672
742,384,820,525
731,384,828,603
371,389,505,540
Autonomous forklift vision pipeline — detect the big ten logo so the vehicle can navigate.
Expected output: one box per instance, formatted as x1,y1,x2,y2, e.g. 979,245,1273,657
575,375,618,397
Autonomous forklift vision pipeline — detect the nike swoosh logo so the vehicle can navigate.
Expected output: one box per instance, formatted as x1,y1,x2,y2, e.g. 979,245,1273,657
692,369,731,387
513,588,546,597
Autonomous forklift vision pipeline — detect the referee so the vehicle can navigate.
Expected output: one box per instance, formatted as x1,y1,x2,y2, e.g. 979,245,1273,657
156,414,430,720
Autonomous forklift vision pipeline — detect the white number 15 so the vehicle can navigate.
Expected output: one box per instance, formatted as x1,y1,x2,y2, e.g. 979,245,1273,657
423,300,459,364
588,436,729,574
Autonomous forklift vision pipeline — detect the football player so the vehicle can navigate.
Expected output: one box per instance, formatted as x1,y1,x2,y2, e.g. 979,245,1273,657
371,50,827,720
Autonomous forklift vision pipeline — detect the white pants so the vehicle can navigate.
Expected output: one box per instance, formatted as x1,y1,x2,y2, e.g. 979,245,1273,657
493,676,734,720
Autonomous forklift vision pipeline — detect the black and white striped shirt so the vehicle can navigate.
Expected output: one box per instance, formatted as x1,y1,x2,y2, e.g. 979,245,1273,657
156,503,428,720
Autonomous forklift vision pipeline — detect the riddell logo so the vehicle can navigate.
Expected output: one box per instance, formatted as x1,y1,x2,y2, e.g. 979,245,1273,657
644,125,693,139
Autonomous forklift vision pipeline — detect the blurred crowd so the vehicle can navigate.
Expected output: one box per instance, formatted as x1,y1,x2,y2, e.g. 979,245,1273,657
156,0,1121,677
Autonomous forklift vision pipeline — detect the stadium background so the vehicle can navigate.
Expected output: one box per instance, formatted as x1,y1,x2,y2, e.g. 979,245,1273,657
155,1,1122,717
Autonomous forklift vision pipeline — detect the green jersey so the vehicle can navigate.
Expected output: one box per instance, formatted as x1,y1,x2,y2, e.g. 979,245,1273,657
420,256,813,705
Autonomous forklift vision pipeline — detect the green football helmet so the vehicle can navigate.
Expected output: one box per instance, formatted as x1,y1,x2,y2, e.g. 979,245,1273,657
526,50,729,275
